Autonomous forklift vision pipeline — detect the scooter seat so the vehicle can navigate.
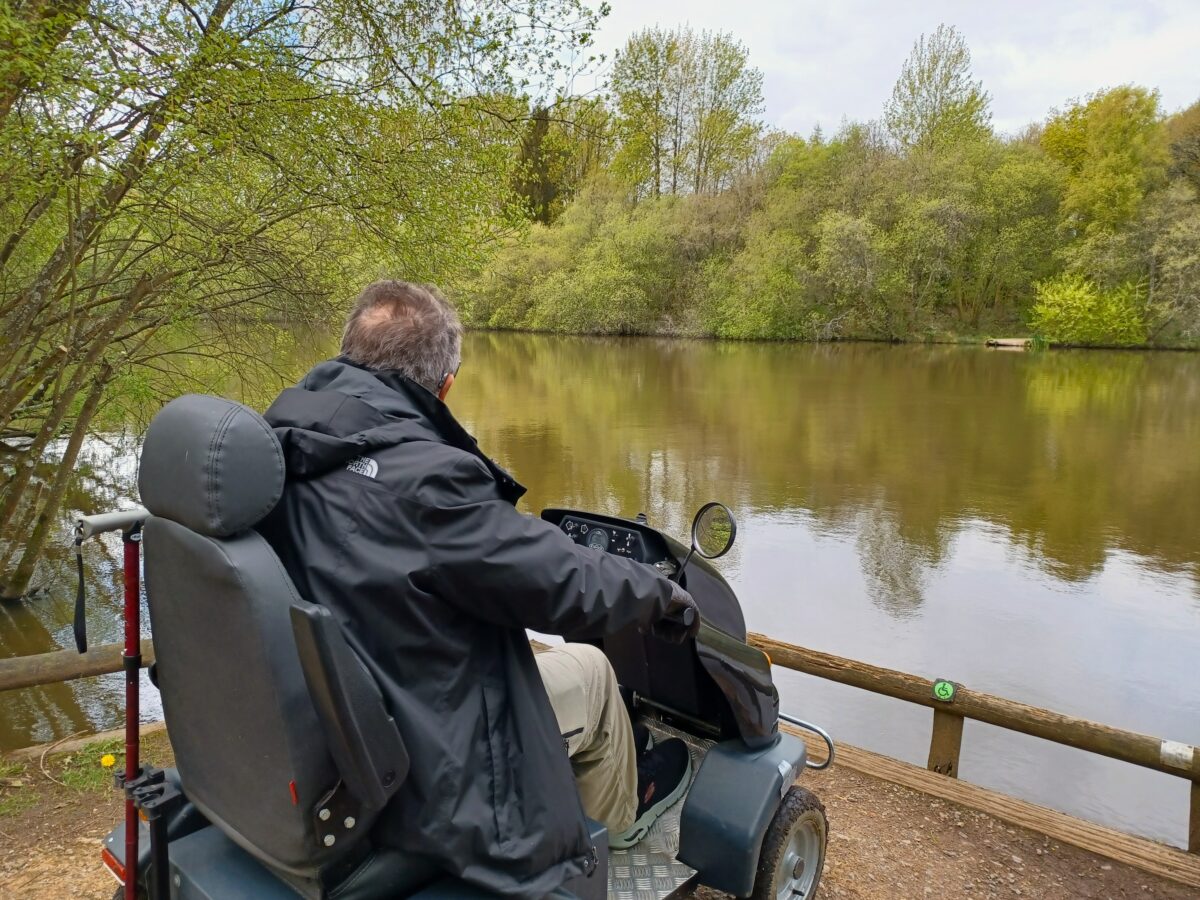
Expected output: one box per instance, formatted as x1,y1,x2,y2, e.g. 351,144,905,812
168,824,443,900
328,846,443,900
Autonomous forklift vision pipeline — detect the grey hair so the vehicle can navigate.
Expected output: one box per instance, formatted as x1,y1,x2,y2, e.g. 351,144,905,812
340,280,462,393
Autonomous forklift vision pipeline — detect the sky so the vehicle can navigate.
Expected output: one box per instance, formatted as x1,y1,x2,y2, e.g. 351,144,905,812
579,0,1200,137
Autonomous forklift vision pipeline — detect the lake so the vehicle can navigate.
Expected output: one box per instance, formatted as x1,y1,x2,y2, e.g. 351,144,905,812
2,330,1198,848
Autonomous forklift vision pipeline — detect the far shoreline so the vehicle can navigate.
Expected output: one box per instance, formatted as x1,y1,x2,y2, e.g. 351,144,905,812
463,326,1200,353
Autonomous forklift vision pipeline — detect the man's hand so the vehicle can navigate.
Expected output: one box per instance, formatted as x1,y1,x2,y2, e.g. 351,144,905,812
650,582,701,644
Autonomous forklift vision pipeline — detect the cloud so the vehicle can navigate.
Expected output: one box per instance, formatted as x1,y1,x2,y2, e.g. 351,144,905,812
588,0,1200,136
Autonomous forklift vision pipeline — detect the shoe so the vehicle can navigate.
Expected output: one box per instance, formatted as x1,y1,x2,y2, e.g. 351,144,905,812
610,738,692,850
631,722,655,755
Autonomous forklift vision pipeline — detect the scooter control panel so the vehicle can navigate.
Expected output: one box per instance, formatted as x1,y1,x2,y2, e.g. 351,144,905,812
559,516,649,561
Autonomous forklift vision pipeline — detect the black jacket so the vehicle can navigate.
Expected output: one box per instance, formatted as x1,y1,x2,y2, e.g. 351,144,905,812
257,358,676,896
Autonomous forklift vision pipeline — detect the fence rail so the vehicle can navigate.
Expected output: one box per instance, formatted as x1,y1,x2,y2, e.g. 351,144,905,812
747,632,1200,854
0,640,154,693
3,634,1197,854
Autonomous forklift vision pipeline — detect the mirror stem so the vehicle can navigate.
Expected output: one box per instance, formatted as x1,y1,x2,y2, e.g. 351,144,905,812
672,547,697,584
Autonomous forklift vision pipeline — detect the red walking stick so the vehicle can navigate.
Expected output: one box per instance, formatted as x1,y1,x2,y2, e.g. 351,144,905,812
122,524,143,900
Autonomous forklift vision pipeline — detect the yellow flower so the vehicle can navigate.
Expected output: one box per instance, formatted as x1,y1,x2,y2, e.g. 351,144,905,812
100,753,117,768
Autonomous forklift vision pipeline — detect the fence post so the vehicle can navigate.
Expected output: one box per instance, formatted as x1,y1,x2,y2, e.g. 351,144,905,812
1189,756,1199,853
928,709,964,777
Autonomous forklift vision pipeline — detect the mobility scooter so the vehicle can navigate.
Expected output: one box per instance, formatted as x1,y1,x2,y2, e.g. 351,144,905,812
80,394,832,899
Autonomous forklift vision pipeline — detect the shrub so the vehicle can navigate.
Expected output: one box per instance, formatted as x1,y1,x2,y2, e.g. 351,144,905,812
1028,274,1147,346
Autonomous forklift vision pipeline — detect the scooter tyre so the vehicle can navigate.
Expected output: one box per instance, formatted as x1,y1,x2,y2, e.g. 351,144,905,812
750,786,827,900
110,887,148,900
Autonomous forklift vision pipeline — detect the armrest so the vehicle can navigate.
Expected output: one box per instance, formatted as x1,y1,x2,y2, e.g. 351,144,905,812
289,603,408,814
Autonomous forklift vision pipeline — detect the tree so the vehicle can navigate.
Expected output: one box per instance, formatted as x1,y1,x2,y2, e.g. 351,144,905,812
1042,86,1170,236
610,27,762,198
513,98,613,224
689,32,764,194
463,31,1196,349
1166,100,1200,192
1145,181,1200,340
0,0,602,595
884,24,991,152
611,28,678,197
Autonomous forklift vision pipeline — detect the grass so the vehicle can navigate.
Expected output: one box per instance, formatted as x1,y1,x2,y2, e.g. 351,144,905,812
0,757,34,817
0,730,171,821
0,790,36,817
0,735,123,817
55,738,124,792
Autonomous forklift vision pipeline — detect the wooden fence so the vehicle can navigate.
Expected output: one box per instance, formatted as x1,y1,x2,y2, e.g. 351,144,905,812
0,640,154,693
747,632,1200,855
2,634,1197,855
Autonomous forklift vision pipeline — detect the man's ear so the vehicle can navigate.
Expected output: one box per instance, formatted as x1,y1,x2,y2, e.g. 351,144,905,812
438,371,455,402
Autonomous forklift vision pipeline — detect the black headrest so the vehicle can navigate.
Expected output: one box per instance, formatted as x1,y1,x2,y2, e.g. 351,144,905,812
138,395,285,537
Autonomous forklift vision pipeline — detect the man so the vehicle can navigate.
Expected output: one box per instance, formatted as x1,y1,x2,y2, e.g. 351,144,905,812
257,280,698,897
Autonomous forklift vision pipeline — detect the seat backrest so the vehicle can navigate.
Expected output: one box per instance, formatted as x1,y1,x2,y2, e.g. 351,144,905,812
138,394,402,877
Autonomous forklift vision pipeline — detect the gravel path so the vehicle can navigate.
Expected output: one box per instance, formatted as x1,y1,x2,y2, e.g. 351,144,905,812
1,732,1192,899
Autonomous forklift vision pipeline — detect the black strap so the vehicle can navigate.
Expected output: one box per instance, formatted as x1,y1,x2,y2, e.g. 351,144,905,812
73,540,87,654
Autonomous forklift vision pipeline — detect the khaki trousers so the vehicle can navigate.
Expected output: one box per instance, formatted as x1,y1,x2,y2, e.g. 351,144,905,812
534,643,638,834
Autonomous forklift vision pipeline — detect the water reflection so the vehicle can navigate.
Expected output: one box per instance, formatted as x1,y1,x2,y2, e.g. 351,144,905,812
2,329,1198,847
452,334,1200,585
854,499,936,618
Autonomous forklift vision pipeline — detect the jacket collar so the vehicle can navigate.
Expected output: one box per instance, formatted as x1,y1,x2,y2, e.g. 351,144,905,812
341,358,527,504
356,362,525,501
278,357,527,504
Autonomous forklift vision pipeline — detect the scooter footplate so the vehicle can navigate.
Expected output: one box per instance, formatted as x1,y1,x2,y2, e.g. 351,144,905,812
607,845,694,900
607,724,705,900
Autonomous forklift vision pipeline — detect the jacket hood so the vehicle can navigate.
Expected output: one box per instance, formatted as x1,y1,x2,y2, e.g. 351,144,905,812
264,358,526,502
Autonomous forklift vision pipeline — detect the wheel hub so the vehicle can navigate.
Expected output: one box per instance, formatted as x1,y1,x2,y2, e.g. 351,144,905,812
773,815,823,900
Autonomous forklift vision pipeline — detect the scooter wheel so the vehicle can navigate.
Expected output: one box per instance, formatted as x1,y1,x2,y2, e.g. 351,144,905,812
110,887,148,900
750,785,827,900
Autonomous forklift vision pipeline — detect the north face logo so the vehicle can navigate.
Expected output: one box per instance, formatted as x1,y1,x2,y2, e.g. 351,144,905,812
345,456,379,479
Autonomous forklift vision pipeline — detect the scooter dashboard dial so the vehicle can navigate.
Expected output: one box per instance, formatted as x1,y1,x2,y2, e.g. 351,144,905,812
556,514,653,562
585,527,610,551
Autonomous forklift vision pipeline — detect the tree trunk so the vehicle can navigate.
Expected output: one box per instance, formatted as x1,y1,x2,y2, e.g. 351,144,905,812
3,364,110,597
0,273,153,533
0,481,45,574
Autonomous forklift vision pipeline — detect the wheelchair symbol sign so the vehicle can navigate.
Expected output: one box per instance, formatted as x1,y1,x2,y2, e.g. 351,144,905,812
933,680,957,702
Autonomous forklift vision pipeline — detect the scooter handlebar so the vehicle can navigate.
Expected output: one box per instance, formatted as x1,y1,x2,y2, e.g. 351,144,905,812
76,507,150,540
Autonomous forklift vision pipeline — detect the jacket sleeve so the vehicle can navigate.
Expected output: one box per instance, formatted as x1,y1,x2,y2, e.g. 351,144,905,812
418,457,675,638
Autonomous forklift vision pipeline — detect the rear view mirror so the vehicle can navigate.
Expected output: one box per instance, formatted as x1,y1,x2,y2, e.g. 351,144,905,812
692,502,736,559
674,501,737,582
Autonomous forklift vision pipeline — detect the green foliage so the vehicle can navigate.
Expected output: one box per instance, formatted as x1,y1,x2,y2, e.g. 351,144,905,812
460,116,1089,340
469,25,1200,349
1028,274,1147,346
610,27,763,197
1145,181,1200,340
1043,86,1170,236
513,99,613,224
1166,100,1200,193
0,0,606,591
884,25,992,152
459,179,746,334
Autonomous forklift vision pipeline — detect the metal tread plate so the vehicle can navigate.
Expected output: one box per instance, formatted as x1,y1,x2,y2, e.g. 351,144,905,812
606,722,711,900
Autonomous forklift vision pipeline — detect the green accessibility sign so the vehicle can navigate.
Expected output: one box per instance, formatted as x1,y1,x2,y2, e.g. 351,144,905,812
932,679,957,703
